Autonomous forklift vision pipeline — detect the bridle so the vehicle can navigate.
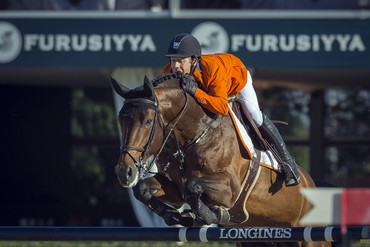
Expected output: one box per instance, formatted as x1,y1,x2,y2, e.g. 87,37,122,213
119,97,161,179
119,88,189,179
120,86,217,180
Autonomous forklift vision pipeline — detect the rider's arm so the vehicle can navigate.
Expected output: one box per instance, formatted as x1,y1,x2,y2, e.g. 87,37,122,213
193,68,229,116
162,62,229,115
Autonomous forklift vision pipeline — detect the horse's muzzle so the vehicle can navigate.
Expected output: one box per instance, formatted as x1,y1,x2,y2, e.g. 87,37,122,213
115,164,139,188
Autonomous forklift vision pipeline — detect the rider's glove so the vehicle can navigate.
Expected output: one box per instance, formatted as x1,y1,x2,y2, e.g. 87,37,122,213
181,74,198,96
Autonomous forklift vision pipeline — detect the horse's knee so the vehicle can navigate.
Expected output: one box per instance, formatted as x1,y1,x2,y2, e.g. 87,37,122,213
133,180,152,203
184,178,204,199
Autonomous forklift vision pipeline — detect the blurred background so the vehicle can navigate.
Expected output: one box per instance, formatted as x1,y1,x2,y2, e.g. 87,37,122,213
0,0,369,227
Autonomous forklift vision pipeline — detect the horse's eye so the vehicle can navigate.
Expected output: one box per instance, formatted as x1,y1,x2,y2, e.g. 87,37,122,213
144,118,153,126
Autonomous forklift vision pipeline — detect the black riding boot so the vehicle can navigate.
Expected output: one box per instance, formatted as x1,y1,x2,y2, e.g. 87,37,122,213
258,113,300,187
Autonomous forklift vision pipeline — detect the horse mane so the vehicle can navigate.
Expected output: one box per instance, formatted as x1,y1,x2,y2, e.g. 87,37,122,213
151,73,181,87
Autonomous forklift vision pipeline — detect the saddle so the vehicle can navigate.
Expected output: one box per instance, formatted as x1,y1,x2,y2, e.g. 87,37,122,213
230,99,264,150
230,99,286,165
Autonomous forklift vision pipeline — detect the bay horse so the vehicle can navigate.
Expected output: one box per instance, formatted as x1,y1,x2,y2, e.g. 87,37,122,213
111,73,330,247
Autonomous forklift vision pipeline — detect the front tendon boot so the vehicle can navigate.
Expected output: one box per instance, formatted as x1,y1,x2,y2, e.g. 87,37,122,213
184,179,217,225
258,113,300,186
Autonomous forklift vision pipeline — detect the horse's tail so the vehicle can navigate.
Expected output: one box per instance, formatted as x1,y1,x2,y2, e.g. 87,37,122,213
298,166,316,188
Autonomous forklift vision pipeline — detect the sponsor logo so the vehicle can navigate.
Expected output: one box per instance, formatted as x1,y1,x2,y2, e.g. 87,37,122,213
191,21,366,53
219,227,292,240
173,41,180,49
0,22,22,63
231,34,366,52
0,22,157,64
0,21,367,65
23,34,156,52
191,22,229,54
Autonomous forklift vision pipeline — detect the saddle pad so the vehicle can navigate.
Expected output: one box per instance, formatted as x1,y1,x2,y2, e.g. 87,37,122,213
229,107,280,172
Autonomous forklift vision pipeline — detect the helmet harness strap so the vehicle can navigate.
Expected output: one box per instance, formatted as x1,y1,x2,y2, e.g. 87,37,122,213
190,56,200,75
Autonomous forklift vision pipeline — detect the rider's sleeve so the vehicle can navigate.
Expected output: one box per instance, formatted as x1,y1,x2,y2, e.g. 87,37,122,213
193,54,248,116
194,86,229,115
161,61,229,115
161,55,247,116
193,60,230,116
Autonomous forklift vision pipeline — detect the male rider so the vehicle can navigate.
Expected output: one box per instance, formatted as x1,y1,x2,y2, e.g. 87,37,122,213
161,33,300,186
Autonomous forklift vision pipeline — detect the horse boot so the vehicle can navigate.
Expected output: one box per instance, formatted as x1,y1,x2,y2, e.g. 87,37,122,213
184,179,217,225
212,207,231,225
133,181,194,226
258,113,300,187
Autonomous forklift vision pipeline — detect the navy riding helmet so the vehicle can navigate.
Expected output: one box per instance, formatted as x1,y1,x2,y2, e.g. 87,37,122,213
166,33,202,59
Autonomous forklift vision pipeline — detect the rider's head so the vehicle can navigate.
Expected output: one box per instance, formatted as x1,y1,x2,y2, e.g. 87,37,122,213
166,33,201,75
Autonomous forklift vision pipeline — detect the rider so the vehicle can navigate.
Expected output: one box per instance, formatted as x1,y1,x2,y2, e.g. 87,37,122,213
161,33,300,187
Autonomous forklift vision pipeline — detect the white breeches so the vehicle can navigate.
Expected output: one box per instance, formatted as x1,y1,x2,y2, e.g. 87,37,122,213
237,71,263,127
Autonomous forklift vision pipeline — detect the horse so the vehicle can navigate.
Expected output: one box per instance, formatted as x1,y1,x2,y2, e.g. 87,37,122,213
111,73,330,247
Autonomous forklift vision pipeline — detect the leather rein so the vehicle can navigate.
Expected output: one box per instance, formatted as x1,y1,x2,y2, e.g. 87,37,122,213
120,88,217,179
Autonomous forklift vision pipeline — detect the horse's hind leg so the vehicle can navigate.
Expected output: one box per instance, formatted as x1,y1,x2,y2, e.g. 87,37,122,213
133,174,193,226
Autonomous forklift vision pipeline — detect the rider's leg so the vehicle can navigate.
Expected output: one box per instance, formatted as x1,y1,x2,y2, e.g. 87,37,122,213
238,71,300,186
237,71,263,127
258,113,300,186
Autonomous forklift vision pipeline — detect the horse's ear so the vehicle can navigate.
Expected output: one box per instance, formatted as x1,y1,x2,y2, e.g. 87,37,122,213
143,76,154,98
110,76,130,98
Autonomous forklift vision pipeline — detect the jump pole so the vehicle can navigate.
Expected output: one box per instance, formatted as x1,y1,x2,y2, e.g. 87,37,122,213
0,226,369,242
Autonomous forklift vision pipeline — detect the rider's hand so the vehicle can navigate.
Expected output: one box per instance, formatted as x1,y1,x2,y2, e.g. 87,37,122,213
180,74,198,96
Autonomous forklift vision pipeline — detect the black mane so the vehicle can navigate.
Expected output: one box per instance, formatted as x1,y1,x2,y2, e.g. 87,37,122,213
151,73,181,87
119,73,181,116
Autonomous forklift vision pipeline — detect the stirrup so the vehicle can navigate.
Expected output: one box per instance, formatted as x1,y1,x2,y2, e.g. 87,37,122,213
285,177,300,187
281,162,300,187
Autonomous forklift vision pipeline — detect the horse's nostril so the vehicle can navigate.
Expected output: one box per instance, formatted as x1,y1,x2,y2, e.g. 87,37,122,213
127,166,133,179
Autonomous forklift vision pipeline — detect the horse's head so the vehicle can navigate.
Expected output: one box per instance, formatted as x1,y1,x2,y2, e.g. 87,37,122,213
112,73,209,188
111,75,165,188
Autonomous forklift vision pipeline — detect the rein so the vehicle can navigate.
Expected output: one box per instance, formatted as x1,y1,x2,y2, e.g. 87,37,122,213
157,90,218,177
161,113,217,176
151,89,189,175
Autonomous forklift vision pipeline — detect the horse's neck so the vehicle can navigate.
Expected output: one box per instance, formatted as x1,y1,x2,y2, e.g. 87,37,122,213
175,94,209,137
157,87,209,146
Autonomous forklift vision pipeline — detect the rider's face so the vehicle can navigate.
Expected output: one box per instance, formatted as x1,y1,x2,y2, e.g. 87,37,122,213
170,57,196,74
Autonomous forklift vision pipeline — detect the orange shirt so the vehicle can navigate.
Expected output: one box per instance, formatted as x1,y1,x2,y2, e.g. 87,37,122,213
161,53,248,115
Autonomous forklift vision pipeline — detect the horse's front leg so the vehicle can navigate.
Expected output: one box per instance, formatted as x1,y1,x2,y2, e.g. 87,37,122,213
133,174,194,226
184,172,235,225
